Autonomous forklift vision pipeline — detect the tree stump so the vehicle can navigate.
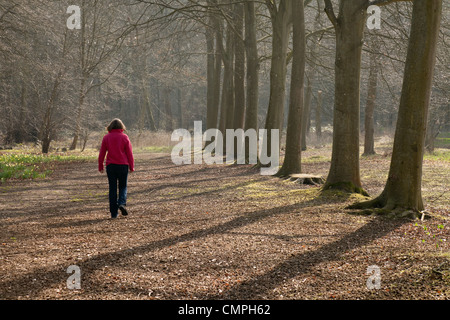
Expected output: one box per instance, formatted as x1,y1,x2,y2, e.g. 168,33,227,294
288,174,325,185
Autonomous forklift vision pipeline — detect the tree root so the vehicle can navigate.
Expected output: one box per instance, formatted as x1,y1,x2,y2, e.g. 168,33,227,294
346,194,431,220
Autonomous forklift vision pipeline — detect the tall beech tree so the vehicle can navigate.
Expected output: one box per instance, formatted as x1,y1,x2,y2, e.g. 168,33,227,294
275,0,306,177
233,2,245,131
205,2,219,132
349,0,442,215
322,0,368,194
258,0,292,167
243,0,259,163
322,0,416,194
363,35,379,156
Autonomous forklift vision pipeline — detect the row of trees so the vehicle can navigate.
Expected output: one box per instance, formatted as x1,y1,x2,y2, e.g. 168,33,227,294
0,0,448,215
195,0,445,214
2,1,447,151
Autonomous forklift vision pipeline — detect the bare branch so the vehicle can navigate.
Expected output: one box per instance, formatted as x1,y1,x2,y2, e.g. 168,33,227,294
323,0,338,29
368,0,412,8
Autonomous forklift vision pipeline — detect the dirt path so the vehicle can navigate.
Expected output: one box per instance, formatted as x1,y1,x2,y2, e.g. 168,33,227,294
0,152,448,300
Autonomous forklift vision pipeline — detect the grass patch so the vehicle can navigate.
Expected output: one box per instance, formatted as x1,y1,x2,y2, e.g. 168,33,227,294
424,149,450,162
135,146,173,153
0,153,95,183
302,155,330,163
435,132,450,149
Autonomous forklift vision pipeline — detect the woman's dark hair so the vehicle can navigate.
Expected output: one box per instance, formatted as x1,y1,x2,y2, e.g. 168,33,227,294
107,118,126,132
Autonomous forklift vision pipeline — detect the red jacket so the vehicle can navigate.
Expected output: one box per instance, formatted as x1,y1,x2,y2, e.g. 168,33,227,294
98,129,135,172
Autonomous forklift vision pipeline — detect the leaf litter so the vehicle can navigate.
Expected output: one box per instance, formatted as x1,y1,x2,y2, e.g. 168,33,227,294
0,150,448,300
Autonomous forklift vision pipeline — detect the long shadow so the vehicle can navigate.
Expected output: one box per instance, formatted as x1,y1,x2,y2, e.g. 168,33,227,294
0,192,405,299
207,217,406,299
0,186,107,223
0,159,263,225
129,175,222,197
129,165,267,199
0,198,315,299
46,218,107,229
223,231,348,244
136,176,268,206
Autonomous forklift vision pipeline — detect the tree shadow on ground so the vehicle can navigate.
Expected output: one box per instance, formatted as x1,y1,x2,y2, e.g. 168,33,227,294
0,189,406,299
204,217,405,299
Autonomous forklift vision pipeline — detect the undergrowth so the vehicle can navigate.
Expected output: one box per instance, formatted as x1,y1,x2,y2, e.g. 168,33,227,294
0,153,94,182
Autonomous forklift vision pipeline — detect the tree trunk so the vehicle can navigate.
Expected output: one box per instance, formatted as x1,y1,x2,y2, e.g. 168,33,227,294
260,0,292,166
323,0,367,195
315,90,322,144
176,87,182,128
224,34,236,134
425,119,439,153
17,83,27,143
205,6,219,131
42,136,51,154
212,26,222,129
302,0,322,151
301,83,312,151
164,86,173,131
233,2,245,131
425,106,440,153
154,79,161,130
243,0,259,163
205,4,222,151
276,0,306,177
363,38,379,156
69,75,86,150
349,0,442,215
145,85,157,132
218,11,235,135
138,74,157,132
70,3,87,151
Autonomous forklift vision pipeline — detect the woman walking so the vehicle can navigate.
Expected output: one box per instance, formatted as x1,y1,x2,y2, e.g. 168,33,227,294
98,119,135,219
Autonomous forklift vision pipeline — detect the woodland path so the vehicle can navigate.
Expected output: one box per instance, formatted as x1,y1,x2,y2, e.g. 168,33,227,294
0,152,448,299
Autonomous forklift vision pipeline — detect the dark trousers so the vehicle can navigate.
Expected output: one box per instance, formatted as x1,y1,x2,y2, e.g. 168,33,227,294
106,164,128,218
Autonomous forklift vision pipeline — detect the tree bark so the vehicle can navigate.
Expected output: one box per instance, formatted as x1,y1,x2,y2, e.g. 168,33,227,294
301,83,312,151
69,0,87,151
233,2,245,131
218,7,235,136
205,22,217,131
302,0,323,151
349,0,442,215
164,86,173,131
276,0,306,177
363,37,379,156
205,1,221,132
260,0,292,166
176,87,182,129
323,0,367,195
243,0,259,163
315,90,322,144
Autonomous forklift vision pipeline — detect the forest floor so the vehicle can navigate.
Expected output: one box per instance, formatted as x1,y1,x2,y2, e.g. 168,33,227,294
0,142,449,300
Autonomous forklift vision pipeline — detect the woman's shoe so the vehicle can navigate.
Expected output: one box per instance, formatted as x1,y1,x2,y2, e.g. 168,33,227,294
118,205,128,216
